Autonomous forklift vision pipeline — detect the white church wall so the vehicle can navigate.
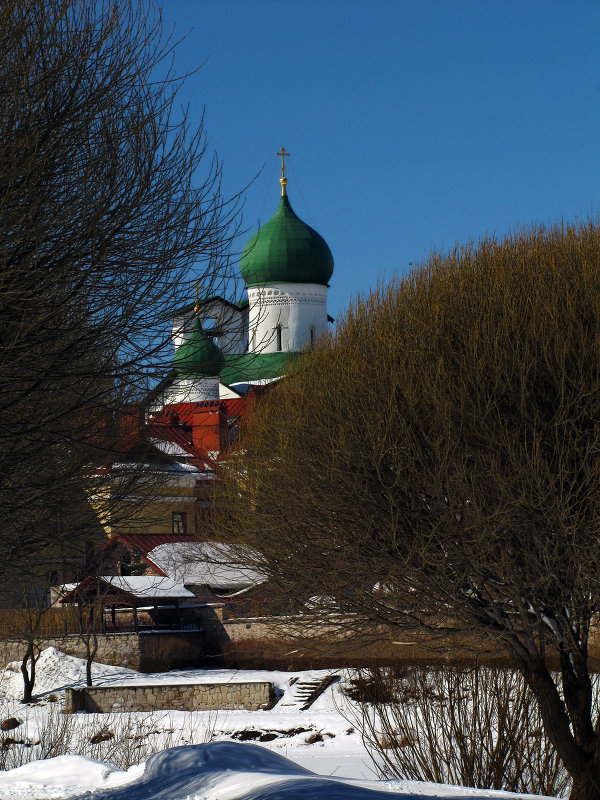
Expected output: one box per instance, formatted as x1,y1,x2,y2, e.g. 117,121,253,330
247,283,328,354
172,312,196,349
172,303,247,356
196,300,247,356
162,377,220,405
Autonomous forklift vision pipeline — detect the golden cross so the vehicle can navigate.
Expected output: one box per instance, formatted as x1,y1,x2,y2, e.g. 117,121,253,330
276,146,290,195
194,280,200,315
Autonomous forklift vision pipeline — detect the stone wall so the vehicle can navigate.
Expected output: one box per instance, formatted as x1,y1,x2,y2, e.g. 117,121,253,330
222,619,278,641
0,631,205,672
64,681,272,713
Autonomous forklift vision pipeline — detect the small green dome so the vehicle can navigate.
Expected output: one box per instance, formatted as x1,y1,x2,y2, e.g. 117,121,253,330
240,194,334,287
173,318,225,378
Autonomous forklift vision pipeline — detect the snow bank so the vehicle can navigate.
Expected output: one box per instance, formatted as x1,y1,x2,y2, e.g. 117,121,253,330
0,647,136,701
0,741,525,800
1,753,127,793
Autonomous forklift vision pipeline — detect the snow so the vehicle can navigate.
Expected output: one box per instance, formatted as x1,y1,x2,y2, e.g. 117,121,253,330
0,647,137,700
59,576,195,602
1,754,129,794
109,462,202,473
101,576,194,599
147,542,264,590
0,743,546,800
0,649,551,800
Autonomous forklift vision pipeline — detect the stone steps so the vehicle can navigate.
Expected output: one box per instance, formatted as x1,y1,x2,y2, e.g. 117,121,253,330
279,675,338,710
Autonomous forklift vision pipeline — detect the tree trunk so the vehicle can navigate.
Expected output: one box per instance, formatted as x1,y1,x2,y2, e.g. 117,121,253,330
520,661,600,800
86,631,98,687
570,768,600,800
20,644,34,703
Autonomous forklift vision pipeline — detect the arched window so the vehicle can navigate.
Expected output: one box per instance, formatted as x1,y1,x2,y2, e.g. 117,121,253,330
276,324,282,352
310,326,315,349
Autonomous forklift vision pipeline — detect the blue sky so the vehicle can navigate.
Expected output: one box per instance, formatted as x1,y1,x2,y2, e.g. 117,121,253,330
158,0,600,322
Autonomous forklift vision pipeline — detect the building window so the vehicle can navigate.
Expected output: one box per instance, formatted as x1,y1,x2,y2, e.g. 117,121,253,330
275,324,282,352
172,511,187,535
310,326,315,349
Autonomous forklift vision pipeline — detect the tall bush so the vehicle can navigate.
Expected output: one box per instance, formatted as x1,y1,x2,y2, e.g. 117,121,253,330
217,221,600,799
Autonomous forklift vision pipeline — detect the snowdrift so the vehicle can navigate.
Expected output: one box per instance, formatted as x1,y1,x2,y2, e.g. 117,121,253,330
2,741,501,800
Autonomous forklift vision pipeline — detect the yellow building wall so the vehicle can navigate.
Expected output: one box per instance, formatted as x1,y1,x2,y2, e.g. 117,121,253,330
90,465,205,539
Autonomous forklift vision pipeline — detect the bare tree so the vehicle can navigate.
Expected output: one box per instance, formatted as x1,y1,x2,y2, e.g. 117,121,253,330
215,221,600,800
0,0,241,574
0,572,67,703
67,577,118,688
345,665,570,796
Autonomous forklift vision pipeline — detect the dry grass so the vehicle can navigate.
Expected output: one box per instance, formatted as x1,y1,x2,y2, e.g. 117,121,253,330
0,703,221,772
217,627,532,672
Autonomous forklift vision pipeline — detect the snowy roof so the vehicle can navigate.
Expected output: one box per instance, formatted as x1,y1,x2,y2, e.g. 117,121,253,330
108,461,202,473
149,438,194,458
102,576,194,599
146,541,264,591
59,575,194,605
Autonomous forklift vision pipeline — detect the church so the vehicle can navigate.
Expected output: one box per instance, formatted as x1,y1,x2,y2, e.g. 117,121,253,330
145,147,335,466
77,150,335,609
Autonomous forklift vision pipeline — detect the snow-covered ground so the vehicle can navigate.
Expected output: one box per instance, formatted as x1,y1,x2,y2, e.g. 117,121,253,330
0,649,550,800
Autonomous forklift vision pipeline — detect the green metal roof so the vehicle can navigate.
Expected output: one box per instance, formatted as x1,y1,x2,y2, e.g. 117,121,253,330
220,352,298,385
240,194,334,287
173,317,225,378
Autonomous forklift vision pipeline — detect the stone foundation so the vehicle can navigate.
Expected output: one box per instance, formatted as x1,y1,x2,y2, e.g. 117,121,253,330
0,630,205,672
64,681,272,713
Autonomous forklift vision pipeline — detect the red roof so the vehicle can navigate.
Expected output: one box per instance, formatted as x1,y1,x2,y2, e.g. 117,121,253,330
148,422,217,469
106,532,197,556
146,398,253,470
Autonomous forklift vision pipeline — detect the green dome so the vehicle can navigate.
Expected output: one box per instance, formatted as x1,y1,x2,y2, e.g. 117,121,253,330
173,318,225,378
240,194,334,287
